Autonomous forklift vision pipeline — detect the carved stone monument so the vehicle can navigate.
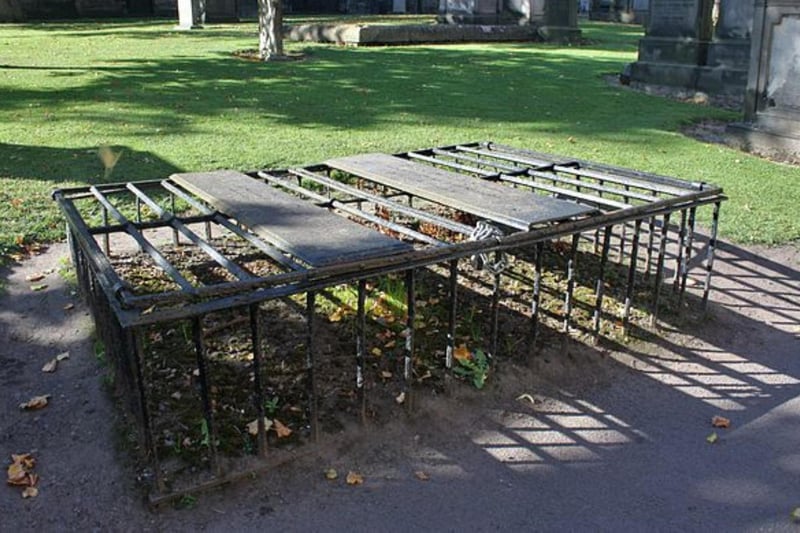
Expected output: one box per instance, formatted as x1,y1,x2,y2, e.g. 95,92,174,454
629,0,752,94
729,0,800,160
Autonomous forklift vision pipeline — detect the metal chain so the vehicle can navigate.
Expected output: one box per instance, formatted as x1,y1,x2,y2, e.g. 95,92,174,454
469,221,508,274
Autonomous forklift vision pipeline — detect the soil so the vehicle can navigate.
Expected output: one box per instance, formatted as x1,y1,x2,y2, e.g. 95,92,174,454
1,237,798,530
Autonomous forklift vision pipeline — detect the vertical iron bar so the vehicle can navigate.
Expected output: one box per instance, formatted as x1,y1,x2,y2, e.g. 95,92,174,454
404,269,415,412
135,195,142,224
356,280,367,424
622,219,643,337
644,190,658,279
530,242,544,349
673,209,688,291
170,192,179,246
702,202,721,310
446,260,458,369
678,207,697,307
650,213,671,327
562,234,579,354
618,185,629,264
593,226,613,343
249,304,268,458
192,316,220,476
101,206,110,255
131,328,163,492
306,291,319,442
490,252,501,358
204,220,212,241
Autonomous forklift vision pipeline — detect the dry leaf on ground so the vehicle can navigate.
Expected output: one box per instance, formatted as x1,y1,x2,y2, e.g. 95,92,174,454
56,352,70,362
7,453,38,494
25,273,45,282
324,468,338,480
63,303,75,311
19,395,51,410
41,359,58,373
246,418,273,436
711,415,731,428
273,419,292,438
346,471,364,485
395,392,406,405
30,284,47,292
414,471,430,481
706,432,719,444
21,486,39,498
380,371,393,379
453,344,471,362
791,507,800,523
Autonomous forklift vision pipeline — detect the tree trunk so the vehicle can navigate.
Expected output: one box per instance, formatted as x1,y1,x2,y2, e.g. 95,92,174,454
0,0,24,22
258,0,284,61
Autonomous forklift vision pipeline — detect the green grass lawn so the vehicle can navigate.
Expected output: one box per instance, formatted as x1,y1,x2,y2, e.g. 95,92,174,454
1,18,798,264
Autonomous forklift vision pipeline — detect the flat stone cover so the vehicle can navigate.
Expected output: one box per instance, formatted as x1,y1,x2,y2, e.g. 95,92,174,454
325,153,594,229
172,170,412,267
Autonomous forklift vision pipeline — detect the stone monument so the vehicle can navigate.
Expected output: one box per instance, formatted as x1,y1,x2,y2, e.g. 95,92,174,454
729,0,800,160
629,0,752,94
438,0,580,41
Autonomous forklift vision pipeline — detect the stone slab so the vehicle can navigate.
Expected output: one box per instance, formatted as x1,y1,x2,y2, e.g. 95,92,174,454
172,170,412,267
286,22,545,44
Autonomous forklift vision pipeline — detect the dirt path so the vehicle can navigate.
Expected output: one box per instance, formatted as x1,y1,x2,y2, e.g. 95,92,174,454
1,239,798,531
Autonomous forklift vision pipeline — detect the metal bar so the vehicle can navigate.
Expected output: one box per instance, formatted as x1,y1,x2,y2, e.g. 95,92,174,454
678,207,697,307
407,151,499,178
530,242,544,348
131,328,163,491
127,184,253,282
283,169,473,236
249,304,268,458
702,202,721,310
258,172,444,247
306,291,319,442
593,225,613,343
161,180,304,272
645,215,656,280
169,193,179,246
356,280,367,424
673,209,688,292
90,186,195,293
118,195,727,320
192,316,220,476
101,205,110,255
622,219,643,337
562,234,579,352
482,142,706,195
404,269,415,412
504,172,631,210
651,213,672,327
489,252,502,358
446,259,458,369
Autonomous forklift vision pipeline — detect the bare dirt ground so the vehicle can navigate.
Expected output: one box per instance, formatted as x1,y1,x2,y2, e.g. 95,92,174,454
1,237,799,531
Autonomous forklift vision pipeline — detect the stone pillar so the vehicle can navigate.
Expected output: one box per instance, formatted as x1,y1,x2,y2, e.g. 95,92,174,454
629,0,752,94
176,0,205,29
540,0,581,40
729,0,800,160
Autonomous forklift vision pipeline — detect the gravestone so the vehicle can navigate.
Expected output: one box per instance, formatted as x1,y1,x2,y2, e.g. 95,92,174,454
589,0,649,23
629,0,751,94
438,0,579,41
728,0,800,160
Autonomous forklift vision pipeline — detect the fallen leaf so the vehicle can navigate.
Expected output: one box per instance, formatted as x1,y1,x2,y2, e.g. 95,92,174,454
7,462,27,485
711,415,731,428
371,347,382,357
246,418,273,436
25,273,45,282
380,371,393,379
30,284,47,292
19,395,50,410
791,507,800,523
170,391,182,400
384,340,396,349
273,419,292,438
453,344,471,362
324,468,338,480
414,470,430,481
21,486,39,498
63,303,75,311
56,352,70,362
395,392,406,405
517,393,536,404
706,432,718,444
41,359,58,373
346,471,364,485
